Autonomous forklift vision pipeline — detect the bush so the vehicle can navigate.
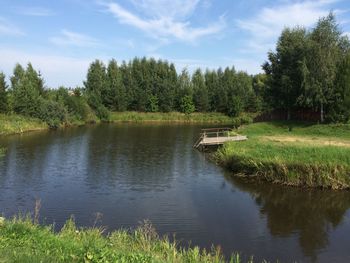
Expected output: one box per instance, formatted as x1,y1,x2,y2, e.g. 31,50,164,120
37,99,67,128
96,105,110,121
231,114,253,128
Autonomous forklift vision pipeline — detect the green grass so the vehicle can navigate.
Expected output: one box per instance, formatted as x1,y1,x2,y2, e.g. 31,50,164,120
0,114,48,136
215,122,350,189
0,216,250,263
0,112,234,136
109,111,234,124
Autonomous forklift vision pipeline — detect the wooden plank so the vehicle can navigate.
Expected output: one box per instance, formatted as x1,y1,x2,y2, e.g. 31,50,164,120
199,135,247,146
201,127,232,132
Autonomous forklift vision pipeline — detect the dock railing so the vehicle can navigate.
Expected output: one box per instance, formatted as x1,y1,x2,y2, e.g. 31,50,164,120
193,128,233,148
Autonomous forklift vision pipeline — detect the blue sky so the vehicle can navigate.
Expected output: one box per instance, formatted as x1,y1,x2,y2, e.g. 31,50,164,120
0,0,349,87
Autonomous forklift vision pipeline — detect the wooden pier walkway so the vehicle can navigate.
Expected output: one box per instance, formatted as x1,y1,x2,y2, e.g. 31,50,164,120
193,128,247,149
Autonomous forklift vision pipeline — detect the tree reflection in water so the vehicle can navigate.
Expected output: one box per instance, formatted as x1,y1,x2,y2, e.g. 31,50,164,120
224,174,350,262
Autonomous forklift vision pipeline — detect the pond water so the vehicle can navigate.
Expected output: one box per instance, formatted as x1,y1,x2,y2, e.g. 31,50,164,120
0,124,349,262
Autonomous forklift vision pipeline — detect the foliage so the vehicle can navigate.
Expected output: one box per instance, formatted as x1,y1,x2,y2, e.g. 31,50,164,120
37,98,67,129
54,87,96,124
84,57,260,116
263,12,350,122
0,72,8,113
147,95,159,112
11,63,42,117
180,95,195,115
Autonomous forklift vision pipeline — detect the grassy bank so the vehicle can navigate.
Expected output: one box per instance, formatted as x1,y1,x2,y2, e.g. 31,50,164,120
110,111,234,124
0,112,234,136
0,114,48,136
215,122,350,189
0,217,248,263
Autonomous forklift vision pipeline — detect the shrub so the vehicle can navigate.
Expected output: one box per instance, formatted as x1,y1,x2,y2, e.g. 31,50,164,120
37,99,67,128
96,105,110,121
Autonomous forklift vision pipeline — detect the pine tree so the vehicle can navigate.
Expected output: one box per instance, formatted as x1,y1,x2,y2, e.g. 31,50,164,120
106,59,127,111
84,60,106,110
192,69,209,112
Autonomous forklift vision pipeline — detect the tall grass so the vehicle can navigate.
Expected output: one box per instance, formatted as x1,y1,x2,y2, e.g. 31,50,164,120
109,111,234,124
215,122,350,189
0,216,249,263
0,114,48,136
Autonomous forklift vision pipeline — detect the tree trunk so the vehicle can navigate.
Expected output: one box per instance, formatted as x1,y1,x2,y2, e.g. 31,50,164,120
287,108,291,121
320,103,324,123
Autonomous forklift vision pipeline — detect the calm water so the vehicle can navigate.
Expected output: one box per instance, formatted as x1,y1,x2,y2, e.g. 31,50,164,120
0,124,350,262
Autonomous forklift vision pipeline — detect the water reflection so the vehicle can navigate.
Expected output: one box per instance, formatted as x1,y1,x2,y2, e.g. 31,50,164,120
225,175,350,262
0,124,350,262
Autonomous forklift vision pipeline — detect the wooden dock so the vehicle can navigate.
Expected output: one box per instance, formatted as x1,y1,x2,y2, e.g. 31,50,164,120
194,128,247,149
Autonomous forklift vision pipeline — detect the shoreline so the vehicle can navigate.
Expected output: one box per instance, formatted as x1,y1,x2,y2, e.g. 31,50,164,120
214,122,350,190
0,112,235,137
0,217,246,263
2,114,349,190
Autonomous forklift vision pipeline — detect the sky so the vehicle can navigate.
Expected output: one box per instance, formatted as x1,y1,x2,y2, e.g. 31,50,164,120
0,0,349,88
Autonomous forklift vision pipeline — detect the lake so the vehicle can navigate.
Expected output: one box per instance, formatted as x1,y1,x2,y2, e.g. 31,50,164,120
0,123,350,262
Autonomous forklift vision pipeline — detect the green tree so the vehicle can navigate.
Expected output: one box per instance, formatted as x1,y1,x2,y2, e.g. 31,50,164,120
332,50,350,122
106,59,127,111
147,94,159,112
300,13,345,122
180,95,195,115
263,27,308,119
11,63,42,117
192,69,209,112
0,72,8,113
84,60,107,110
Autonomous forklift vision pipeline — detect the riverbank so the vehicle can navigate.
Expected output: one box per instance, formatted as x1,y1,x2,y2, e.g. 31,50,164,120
109,111,234,123
0,112,235,136
0,217,246,263
215,122,350,190
0,114,48,136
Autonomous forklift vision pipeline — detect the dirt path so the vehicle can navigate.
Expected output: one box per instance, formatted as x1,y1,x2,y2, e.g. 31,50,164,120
262,135,350,148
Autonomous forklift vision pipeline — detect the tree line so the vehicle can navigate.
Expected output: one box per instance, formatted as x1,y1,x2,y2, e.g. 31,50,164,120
0,59,259,127
263,12,350,122
84,58,259,116
0,12,349,127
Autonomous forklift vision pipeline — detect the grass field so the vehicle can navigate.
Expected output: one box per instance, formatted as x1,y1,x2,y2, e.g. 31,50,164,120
0,216,248,263
215,122,350,189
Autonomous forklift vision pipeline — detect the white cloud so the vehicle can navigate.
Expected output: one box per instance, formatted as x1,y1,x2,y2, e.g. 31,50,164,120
15,6,55,16
101,1,225,43
0,17,25,36
130,0,200,18
237,0,339,54
50,30,100,47
0,48,96,88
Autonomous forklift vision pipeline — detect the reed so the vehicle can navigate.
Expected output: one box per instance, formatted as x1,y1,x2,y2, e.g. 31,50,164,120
0,113,48,136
